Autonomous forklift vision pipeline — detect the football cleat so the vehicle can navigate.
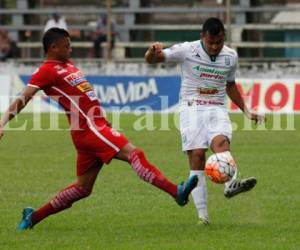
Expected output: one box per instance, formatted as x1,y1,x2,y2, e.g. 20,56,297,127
197,217,210,225
176,175,198,206
17,207,34,231
224,177,257,198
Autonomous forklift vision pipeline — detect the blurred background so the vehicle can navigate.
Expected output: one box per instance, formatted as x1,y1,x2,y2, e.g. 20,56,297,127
1,0,300,113
1,1,300,64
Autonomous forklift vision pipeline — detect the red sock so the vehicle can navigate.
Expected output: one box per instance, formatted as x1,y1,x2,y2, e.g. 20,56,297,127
31,203,55,225
129,149,177,197
31,184,90,226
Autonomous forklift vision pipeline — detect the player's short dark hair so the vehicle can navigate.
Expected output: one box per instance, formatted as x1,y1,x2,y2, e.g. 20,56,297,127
202,17,225,36
43,28,69,53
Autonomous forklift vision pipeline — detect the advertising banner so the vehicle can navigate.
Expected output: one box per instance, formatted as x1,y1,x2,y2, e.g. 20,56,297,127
230,79,300,113
20,75,181,112
88,76,180,111
18,75,300,113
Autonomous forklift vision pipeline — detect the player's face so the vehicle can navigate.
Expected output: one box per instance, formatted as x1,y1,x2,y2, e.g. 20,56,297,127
52,37,72,62
201,31,225,56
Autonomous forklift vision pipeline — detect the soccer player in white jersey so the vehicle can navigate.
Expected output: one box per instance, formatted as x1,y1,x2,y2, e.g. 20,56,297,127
145,17,265,224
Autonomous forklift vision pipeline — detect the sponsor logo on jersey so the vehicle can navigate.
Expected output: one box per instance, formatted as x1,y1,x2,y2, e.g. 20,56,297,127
198,87,219,95
64,71,87,86
225,56,230,66
193,65,227,80
77,81,93,92
86,90,98,101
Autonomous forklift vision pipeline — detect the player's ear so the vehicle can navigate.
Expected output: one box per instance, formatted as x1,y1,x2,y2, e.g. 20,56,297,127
50,42,57,51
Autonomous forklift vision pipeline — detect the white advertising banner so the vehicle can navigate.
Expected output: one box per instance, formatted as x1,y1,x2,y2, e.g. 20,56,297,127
0,75,11,112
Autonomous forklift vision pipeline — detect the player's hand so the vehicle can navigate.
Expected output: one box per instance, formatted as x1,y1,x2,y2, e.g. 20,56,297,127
149,42,163,55
246,112,266,125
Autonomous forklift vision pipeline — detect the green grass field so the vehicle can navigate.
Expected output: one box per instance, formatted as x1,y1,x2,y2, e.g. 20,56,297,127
0,113,299,250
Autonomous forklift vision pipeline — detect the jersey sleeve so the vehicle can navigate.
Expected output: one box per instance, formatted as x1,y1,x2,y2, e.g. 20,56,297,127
227,51,238,82
163,42,189,63
28,66,55,89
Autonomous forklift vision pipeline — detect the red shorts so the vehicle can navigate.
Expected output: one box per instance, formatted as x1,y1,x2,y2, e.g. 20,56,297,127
72,121,128,176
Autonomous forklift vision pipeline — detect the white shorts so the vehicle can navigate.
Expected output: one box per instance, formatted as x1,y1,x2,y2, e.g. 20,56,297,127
179,106,232,151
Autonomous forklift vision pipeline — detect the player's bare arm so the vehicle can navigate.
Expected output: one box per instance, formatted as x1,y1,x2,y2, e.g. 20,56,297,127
0,86,39,139
226,81,265,124
144,42,165,64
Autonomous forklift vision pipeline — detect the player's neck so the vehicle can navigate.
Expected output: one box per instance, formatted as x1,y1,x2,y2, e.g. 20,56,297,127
46,55,67,63
200,40,217,62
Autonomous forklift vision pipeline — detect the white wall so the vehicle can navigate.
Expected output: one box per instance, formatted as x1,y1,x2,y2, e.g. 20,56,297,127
0,75,11,112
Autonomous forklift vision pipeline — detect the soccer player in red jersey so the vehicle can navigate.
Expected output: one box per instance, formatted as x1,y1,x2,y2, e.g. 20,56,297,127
0,28,198,231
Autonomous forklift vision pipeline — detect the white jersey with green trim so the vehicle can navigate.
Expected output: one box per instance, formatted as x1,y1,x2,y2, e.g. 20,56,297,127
163,40,238,108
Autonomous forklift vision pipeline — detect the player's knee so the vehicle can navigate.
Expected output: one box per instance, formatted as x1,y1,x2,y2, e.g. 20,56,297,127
117,143,137,162
187,150,206,170
129,148,145,163
188,150,206,160
211,136,230,153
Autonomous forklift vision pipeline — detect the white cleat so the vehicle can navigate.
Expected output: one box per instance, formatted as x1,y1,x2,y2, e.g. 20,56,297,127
224,177,257,198
197,217,210,225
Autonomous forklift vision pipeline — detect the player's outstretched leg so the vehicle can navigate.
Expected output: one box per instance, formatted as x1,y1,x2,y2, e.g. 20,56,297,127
17,163,101,231
128,148,198,206
224,177,257,198
17,183,91,231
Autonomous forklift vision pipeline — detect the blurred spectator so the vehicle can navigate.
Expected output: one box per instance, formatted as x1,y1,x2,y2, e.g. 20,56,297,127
92,15,117,58
0,30,19,61
44,13,68,32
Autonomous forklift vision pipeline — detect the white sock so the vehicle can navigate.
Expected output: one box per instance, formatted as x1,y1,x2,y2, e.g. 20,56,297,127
225,163,238,189
190,170,208,219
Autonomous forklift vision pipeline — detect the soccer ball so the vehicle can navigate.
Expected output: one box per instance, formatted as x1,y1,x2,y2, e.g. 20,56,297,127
204,152,236,184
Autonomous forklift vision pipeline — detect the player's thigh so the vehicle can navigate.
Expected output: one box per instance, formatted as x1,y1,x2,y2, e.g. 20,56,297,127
74,125,129,164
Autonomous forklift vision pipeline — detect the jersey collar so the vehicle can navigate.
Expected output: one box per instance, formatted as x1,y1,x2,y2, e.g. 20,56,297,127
200,40,217,62
44,59,70,64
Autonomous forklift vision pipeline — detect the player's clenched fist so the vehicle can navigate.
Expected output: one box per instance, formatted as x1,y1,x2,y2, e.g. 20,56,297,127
145,42,165,64
149,42,163,54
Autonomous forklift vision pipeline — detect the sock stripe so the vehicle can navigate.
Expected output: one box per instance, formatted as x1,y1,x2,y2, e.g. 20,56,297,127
50,185,88,210
32,184,91,226
131,157,156,183
65,188,81,199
